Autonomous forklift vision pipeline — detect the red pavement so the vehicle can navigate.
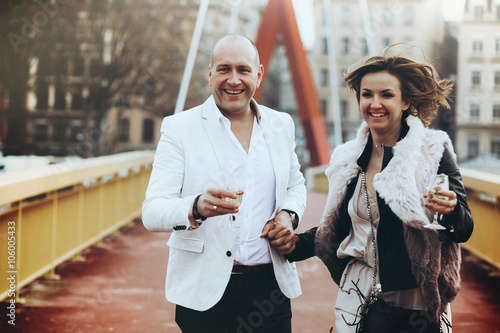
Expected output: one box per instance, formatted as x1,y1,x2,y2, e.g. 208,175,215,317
1,191,499,333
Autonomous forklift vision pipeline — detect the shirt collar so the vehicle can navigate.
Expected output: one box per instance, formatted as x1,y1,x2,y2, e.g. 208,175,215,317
213,98,262,125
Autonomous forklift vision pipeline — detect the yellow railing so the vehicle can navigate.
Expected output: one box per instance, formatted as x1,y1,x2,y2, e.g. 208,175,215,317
0,151,154,302
309,167,500,270
459,168,500,270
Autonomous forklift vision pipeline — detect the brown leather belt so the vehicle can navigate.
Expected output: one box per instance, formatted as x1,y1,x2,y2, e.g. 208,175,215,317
231,263,273,274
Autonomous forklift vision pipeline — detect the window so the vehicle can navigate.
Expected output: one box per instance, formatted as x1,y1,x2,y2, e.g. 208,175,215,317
90,59,101,77
341,100,348,119
404,7,414,25
492,136,500,158
320,69,328,87
70,126,80,142
118,118,129,142
36,79,49,109
142,118,154,142
320,99,327,117
383,7,393,26
54,55,67,76
472,40,483,55
474,6,483,21
35,120,48,141
321,37,328,55
341,38,350,56
76,20,85,40
495,71,500,89
496,37,500,55
468,135,479,159
497,6,500,21
54,83,66,110
493,103,500,120
6,118,21,144
72,93,82,110
342,7,352,26
70,120,82,142
53,122,65,141
471,70,481,88
73,55,84,76
470,103,480,120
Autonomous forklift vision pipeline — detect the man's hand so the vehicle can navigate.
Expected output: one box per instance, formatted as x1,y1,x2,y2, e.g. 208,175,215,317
261,211,298,255
197,188,241,218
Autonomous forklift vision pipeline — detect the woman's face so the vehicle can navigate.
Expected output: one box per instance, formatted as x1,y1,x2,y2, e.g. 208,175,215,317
358,71,409,136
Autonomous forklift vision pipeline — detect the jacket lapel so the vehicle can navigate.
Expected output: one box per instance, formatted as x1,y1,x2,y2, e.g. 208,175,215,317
201,97,230,184
257,104,283,209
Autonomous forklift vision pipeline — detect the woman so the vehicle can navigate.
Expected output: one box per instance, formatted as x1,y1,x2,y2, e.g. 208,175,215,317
281,48,474,332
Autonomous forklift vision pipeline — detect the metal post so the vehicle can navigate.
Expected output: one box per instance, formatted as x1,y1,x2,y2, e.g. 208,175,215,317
174,0,210,114
229,0,241,33
323,0,342,148
358,0,376,56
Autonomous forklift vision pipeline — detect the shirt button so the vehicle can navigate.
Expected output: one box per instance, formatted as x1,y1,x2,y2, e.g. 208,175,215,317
226,251,232,257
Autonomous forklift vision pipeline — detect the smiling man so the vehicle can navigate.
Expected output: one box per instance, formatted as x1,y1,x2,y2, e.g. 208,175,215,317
142,33,307,332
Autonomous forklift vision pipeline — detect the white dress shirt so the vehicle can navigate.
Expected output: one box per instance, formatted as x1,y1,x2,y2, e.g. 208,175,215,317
218,110,276,266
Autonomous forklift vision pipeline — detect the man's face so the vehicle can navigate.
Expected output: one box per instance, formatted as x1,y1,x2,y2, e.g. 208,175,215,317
208,37,263,117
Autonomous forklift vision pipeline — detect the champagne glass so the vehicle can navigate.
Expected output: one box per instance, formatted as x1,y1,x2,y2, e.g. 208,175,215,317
424,174,448,230
221,186,243,228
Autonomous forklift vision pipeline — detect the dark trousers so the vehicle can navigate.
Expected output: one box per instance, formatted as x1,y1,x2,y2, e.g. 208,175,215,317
362,306,442,333
175,269,292,333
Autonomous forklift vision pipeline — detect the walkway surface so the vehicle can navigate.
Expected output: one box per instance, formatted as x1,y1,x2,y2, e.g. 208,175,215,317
1,191,499,333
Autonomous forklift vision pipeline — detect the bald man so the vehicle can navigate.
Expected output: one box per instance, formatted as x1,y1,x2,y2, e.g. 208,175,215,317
142,34,306,332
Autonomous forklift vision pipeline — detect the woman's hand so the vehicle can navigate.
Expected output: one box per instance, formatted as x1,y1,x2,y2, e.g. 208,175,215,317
424,189,457,216
261,211,299,255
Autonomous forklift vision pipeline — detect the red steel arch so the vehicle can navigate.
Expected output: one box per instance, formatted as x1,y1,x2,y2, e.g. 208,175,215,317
254,0,330,166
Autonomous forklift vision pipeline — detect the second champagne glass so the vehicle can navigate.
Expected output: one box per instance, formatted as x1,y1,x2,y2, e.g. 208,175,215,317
424,174,449,230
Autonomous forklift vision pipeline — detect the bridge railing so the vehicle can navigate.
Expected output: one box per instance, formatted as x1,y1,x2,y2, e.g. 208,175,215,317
0,151,154,302
459,168,500,270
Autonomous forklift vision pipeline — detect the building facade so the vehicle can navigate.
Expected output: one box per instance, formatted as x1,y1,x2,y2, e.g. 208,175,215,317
456,0,500,161
310,0,445,146
1,0,264,158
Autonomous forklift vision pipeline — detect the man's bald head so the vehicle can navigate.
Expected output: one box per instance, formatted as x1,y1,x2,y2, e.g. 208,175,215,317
210,34,260,71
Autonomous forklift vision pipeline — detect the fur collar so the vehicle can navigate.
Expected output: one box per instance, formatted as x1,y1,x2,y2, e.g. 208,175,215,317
320,115,453,231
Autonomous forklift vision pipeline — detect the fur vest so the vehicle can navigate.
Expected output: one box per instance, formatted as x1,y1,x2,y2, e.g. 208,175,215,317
315,116,461,321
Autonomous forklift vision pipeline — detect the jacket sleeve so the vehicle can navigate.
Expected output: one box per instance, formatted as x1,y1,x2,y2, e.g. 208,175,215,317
285,227,318,262
438,145,474,243
281,114,307,223
142,117,196,232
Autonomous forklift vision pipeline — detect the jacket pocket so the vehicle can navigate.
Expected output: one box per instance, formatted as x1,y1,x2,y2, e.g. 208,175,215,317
167,235,204,253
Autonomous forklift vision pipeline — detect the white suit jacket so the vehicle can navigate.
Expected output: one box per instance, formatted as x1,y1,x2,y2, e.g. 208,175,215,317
142,96,307,311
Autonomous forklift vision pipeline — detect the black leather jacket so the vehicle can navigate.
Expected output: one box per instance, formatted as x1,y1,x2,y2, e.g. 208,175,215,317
287,123,474,292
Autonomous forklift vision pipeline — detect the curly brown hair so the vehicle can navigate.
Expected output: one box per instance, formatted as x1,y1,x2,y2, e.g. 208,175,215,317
344,44,453,126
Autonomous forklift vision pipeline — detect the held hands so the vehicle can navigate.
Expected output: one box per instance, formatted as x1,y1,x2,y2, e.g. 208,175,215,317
424,189,458,216
261,211,298,255
197,188,241,218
